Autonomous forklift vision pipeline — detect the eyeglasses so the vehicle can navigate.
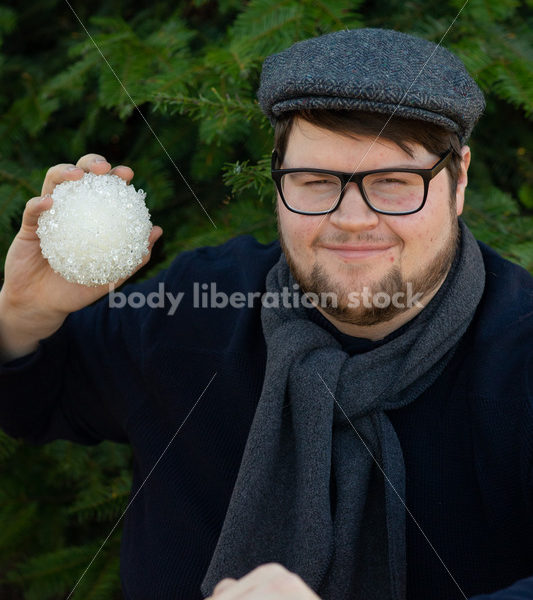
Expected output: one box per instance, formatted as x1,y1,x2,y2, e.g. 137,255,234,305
271,149,452,216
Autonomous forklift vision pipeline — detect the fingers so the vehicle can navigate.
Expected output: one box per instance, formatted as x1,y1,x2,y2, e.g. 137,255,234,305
136,226,163,268
148,225,164,246
41,155,135,197
76,155,134,183
75,153,111,172
20,195,54,234
41,164,84,197
109,165,134,183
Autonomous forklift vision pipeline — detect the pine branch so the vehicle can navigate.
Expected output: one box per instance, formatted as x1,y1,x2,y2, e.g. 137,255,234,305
222,156,273,201
153,89,264,125
0,428,21,462
68,485,130,524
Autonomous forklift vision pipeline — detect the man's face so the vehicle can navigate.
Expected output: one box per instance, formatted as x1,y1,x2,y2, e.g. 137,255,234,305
276,118,467,327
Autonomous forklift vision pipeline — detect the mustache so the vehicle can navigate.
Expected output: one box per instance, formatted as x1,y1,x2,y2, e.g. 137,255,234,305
315,232,399,246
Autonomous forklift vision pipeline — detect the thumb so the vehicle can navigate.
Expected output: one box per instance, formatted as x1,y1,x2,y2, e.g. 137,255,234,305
20,195,53,233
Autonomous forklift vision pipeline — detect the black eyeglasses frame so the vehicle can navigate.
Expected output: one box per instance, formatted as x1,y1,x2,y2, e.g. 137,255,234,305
270,149,453,216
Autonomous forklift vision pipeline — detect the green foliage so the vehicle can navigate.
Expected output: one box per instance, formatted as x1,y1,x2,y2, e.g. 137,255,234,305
0,437,128,599
0,0,531,598
5,541,121,600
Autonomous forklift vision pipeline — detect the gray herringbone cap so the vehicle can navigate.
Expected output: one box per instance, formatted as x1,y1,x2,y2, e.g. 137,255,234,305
257,28,485,143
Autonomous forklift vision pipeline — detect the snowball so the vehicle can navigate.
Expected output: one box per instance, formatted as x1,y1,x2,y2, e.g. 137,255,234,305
37,172,152,286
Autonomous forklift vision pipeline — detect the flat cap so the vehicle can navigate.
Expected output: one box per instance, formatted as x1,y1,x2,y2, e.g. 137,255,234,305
257,28,485,143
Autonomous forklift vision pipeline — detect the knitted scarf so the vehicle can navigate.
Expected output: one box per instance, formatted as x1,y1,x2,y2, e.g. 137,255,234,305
201,220,485,599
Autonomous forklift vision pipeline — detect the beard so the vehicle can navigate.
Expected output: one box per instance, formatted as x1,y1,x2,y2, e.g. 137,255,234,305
277,212,460,327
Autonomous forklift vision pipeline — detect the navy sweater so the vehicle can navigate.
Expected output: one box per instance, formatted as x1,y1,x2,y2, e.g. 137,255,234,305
1,234,532,600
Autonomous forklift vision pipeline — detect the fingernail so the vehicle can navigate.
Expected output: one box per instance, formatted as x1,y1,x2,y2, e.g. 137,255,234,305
95,158,107,163
67,166,80,171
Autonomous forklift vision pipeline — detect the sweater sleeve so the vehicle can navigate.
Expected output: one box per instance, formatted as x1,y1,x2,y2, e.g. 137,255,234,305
0,234,279,447
469,576,533,599
0,249,191,446
0,267,166,445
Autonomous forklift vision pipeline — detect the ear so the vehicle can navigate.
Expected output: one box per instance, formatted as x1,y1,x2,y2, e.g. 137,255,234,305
455,146,471,216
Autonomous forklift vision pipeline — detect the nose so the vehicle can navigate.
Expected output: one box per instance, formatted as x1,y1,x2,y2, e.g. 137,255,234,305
328,182,380,231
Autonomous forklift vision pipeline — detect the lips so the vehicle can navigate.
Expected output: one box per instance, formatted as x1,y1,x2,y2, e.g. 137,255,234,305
321,244,394,259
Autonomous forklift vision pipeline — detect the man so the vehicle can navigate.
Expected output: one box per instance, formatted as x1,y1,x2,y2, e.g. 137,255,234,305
0,28,532,600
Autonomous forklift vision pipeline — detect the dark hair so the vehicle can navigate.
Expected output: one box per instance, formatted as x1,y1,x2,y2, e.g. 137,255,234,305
274,110,463,203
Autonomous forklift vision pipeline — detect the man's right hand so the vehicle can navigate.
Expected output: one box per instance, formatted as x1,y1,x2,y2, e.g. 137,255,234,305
0,154,163,362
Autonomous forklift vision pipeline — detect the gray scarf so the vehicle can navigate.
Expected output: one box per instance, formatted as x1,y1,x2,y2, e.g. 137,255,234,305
201,220,485,599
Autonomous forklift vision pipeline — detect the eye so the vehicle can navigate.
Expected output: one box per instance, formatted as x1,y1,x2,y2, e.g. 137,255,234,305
282,172,341,192
301,173,339,185
305,178,337,186
365,171,421,188
375,177,409,185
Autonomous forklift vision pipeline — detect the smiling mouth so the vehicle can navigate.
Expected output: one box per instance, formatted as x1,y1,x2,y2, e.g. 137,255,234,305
321,245,394,260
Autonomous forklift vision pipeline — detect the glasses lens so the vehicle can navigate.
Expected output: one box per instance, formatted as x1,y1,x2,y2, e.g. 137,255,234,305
362,171,424,213
281,172,342,213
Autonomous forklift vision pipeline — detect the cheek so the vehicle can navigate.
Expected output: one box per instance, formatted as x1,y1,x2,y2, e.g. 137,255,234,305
412,215,436,246
388,212,446,261
278,205,319,250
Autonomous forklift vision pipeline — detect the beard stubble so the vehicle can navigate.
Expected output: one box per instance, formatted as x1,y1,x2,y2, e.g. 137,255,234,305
277,211,459,327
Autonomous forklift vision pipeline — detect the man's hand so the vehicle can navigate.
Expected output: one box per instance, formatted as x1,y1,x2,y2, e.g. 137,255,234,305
0,154,162,362
208,563,321,599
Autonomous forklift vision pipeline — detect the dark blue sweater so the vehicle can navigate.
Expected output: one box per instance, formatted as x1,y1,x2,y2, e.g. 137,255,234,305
1,234,532,600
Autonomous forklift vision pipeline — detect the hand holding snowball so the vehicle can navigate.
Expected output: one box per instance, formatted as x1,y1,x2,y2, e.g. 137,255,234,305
0,154,162,362
38,172,152,286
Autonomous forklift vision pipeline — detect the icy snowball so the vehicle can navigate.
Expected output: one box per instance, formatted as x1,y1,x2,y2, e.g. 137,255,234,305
37,172,152,286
